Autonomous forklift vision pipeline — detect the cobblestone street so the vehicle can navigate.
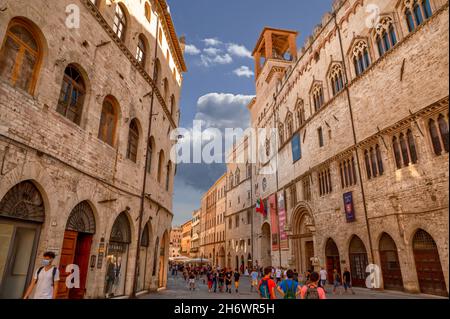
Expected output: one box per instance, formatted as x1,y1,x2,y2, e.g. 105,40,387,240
140,274,445,300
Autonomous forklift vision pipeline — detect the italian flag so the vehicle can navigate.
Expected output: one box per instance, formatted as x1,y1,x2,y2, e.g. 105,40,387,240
256,198,265,215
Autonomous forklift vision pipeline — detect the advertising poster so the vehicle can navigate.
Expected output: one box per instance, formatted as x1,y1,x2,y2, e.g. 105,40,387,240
344,192,356,222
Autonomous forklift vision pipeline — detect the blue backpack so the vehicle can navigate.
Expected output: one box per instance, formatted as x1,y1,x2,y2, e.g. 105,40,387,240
259,279,271,299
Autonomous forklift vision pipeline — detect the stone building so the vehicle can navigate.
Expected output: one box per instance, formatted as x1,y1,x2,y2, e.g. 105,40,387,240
169,227,182,258
190,209,201,258
199,174,226,267
225,139,257,272
0,0,186,299
180,220,192,257
245,0,448,297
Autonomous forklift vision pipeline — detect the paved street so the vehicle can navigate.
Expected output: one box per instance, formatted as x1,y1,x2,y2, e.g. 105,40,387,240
140,274,445,300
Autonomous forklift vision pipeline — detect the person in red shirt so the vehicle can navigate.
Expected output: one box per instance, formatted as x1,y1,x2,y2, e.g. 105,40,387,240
258,266,277,299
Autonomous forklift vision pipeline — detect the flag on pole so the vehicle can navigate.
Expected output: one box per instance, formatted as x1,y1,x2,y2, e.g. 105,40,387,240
256,198,265,216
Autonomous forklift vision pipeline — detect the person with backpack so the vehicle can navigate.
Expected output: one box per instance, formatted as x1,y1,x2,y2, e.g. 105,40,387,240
233,269,240,293
218,269,225,292
300,272,326,299
258,266,277,299
250,268,259,292
225,269,233,294
332,269,343,295
277,269,300,299
23,251,60,299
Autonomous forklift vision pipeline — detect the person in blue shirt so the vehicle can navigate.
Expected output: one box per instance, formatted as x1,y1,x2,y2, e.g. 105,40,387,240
276,269,300,299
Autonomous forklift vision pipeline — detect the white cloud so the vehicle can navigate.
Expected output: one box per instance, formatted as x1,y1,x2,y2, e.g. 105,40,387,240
184,44,201,55
200,53,233,67
195,93,255,130
227,43,252,58
203,47,222,56
203,38,222,47
233,66,254,78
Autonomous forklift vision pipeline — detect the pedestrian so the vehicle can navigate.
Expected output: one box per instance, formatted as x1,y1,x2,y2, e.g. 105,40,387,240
188,272,196,291
244,267,249,276
258,266,277,299
305,270,311,285
300,272,326,299
332,269,343,295
218,269,225,292
23,251,60,299
233,268,240,293
212,271,218,293
207,271,213,293
275,267,282,284
225,269,233,294
319,267,328,289
342,267,355,295
293,269,299,283
250,268,259,292
277,269,300,299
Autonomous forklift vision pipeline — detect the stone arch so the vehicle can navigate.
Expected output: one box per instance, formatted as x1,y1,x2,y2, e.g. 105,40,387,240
158,230,170,288
291,204,315,274
348,235,369,287
65,200,96,234
324,238,341,283
261,222,272,268
378,232,403,291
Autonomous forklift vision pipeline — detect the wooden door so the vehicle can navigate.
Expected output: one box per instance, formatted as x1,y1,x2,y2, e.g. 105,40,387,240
414,249,448,297
380,250,403,291
69,234,93,299
326,256,341,283
349,253,368,287
305,241,314,271
57,230,78,299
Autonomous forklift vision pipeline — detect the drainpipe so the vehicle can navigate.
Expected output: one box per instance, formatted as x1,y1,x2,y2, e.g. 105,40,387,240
273,103,283,269
131,15,161,299
333,13,375,264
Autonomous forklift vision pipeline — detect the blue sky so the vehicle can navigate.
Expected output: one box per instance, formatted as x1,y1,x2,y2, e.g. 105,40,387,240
169,0,333,226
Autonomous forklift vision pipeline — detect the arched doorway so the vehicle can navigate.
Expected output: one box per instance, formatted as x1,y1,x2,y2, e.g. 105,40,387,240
412,229,448,297
349,235,368,287
104,212,131,298
0,181,45,299
261,223,272,268
235,255,239,271
58,201,96,299
137,223,151,292
325,238,340,284
240,255,245,273
227,252,231,269
158,231,168,288
379,233,403,291
291,210,315,274
247,253,252,271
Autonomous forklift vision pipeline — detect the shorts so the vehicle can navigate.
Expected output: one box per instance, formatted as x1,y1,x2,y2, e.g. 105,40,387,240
189,279,195,284
234,281,240,288
252,280,258,286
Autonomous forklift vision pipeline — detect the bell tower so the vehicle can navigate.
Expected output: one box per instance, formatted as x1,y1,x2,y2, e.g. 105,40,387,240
252,27,298,81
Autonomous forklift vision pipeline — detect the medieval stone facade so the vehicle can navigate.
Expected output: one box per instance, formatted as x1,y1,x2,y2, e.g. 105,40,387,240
0,0,186,299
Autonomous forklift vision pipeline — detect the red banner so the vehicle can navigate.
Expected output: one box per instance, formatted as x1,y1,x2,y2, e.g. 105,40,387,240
278,192,289,250
269,194,279,252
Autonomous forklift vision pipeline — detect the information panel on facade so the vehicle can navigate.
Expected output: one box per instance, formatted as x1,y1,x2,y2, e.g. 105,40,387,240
291,133,302,163
277,192,289,250
269,194,279,251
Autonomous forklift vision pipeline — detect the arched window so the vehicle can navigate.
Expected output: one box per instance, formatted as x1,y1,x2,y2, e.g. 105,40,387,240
166,161,172,191
146,137,155,174
136,35,147,67
392,129,418,169
144,2,152,23
157,150,165,183
170,95,175,115
113,4,127,41
352,40,371,76
57,65,86,125
429,119,442,155
278,122,285,145
329,63,345,96
438,114,449,153
375,16,397,57
393,136,402,169
246,162,252,178
98,97,118,147
126,119,139,162
295,99,306,127
311,83,324,112
154,59,161,85
404,0,432,32
286,112,294,137
229,173,234,189
0,18,43,94
163,78,169,104
235,168,240,185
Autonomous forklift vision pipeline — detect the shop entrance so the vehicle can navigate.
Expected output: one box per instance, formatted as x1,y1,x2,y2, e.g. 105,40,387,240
0,181,45,299
412,229,448,297
137,223,151,292
261,223,271,268
104,212,131,298
349,235,369,287
325,238,341,284
57,201,95,299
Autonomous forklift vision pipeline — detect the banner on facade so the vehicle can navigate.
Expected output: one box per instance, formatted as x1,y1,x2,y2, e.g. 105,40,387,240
344,192,356,222
269,194,279,251
277,192,289,250
291,133,302,163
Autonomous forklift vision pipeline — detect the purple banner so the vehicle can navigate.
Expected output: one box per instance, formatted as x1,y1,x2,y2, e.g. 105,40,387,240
344,192,356,222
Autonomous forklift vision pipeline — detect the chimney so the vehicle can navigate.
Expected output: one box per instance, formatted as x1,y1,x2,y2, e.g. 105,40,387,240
179,35,186,54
